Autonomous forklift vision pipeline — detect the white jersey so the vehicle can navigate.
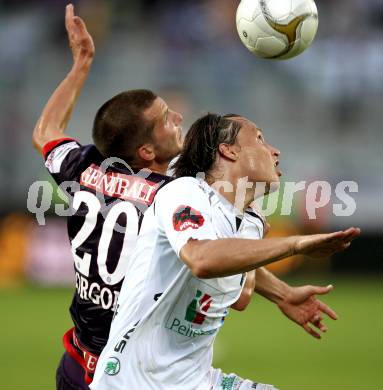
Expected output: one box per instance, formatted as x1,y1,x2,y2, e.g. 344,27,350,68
91,177,265,390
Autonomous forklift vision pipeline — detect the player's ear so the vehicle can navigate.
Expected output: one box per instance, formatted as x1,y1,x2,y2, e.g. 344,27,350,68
137,144,155,162
218,143,239,162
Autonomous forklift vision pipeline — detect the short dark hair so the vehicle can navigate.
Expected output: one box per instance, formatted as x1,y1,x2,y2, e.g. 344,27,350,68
92,89,157,164
173,113,242,178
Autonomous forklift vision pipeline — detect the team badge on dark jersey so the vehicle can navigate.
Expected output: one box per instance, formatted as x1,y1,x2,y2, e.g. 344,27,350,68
173,205,204,231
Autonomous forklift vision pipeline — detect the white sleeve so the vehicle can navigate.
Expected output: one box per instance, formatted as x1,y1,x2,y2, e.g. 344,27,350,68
155,179,218,256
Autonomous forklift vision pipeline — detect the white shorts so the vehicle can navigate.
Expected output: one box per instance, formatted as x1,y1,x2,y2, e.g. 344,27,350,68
210,368,279,390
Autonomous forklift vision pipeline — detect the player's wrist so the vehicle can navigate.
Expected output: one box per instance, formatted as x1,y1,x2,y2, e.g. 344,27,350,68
278,283,296,306
69,61,92,82
255,270,291,306
290,235,309,256
73,58,93,71
273,281,292,307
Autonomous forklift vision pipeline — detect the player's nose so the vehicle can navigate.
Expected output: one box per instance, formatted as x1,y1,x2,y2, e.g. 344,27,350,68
270,144,280,157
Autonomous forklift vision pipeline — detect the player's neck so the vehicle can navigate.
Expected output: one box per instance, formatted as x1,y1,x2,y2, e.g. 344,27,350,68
208,171,256,213
146,160,169,175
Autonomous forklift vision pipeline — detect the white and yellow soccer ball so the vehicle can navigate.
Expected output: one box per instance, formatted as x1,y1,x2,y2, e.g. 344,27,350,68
236,0,318,60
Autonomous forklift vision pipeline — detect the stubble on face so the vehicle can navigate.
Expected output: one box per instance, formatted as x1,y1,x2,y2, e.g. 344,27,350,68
145,97,184,164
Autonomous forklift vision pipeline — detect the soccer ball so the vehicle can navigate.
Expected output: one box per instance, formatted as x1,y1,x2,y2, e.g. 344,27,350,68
236,0,318,60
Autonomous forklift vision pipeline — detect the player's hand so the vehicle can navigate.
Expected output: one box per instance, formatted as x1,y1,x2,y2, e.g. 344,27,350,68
294,227,360,258
277,284,338,339
65,4,95,65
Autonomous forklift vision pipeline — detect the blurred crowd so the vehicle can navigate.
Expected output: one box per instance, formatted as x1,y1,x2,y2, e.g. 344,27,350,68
0,0,382,231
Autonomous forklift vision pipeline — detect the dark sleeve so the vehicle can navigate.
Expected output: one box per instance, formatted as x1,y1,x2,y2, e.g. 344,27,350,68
43,137,93,185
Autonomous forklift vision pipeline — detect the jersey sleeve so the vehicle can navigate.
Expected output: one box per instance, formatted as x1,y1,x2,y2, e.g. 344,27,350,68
43,138,85,185
155,178,218,257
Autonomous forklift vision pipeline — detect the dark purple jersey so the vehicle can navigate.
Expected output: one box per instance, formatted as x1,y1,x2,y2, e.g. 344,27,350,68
43,138,172,355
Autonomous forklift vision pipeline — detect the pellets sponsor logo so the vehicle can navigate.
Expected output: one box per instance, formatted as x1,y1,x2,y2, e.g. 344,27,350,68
172,205,205,231
165,289,219,338
104,357,120,376
166,317,217,338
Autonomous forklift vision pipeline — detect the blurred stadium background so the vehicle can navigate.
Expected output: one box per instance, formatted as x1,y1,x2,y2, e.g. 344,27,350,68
0,0,382,389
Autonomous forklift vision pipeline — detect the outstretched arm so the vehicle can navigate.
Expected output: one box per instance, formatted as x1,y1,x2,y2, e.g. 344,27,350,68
32,4,95,153
180,227,360,279
254,267,338,339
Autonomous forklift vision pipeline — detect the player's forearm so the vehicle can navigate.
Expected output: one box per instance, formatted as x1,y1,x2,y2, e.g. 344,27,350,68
253,267,290,305
32,60,92,153
181,237,296,279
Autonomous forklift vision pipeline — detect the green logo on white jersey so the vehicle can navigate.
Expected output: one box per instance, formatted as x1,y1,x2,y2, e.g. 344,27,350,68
104,357,120,375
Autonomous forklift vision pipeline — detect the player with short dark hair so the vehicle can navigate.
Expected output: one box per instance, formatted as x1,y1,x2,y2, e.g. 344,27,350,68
92,89,158,163
92,89,182,168
91,113,360,390
32,5,182,389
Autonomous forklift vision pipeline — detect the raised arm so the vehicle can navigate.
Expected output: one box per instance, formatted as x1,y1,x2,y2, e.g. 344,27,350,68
32,4,95,153
180,227,360,279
